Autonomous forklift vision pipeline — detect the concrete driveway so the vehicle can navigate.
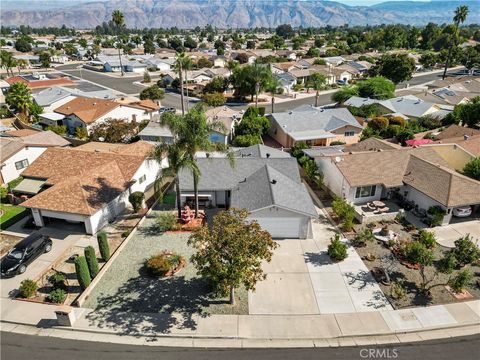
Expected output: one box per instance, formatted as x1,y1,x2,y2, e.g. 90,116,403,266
1,226,89,299
248,209,392,315
433,220,480,248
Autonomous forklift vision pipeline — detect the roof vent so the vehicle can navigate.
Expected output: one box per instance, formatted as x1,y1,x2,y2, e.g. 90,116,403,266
464,135,470,140
270,179,277,185
206,152,210,158
288,111,293,114
266,153,270,158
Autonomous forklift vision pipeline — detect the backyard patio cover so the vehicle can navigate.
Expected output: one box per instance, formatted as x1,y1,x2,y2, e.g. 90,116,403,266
13,178,46,195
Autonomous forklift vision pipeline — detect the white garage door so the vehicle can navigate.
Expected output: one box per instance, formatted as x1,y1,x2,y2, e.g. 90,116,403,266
252,217,302,239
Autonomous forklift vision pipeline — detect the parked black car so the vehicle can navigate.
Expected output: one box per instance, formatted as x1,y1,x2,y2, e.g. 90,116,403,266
0,233,52,278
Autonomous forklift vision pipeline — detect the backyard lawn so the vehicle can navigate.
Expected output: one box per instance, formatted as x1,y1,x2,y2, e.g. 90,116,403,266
0,204,27,230
83,209,248,329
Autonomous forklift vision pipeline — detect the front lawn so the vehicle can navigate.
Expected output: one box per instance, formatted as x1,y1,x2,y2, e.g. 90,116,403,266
0,204,28,230
83,209,248,324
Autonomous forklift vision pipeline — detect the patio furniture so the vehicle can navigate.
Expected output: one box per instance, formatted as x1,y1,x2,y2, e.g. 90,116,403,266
367,202,377,211
377,207,389,213
372,200,386,208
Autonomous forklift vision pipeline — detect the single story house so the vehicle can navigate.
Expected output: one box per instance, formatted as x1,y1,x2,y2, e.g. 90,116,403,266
323,56,345,66
52,97,151,134
344,95,453,120
205,106,242,144
19,141,164,234
276,72,296,94
268,107,363,147
145,58,174,72
0,130,70,184
33,86,79,113
178,145,317,238
315,145,480,225
138,118,174,143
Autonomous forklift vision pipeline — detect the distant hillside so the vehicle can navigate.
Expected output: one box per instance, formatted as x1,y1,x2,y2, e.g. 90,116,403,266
1,0,478,29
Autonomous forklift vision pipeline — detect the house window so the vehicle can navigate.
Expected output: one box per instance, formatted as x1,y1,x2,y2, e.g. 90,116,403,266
139,175,146,184
15,159,29,170
355,185,376,198
344,131,355,137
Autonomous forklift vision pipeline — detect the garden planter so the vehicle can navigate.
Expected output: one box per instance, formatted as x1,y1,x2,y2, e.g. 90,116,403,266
445,285,474,300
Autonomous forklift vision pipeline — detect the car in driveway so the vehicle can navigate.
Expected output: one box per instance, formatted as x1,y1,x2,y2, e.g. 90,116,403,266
159,106,176,114
452,206,473,218
0,233,52,278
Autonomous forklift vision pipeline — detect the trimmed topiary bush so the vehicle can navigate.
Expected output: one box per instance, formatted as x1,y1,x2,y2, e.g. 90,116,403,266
328,234,348,261
19,279,37,298
47,288,66,304
74,256,91,291
129,191,145,213
97,232,110,262
84,246,99,278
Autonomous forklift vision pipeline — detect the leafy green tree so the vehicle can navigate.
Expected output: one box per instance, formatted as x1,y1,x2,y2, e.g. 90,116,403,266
442,5,469,80
448,269,473,293
39,52,50,69
328,234,348,261
14,38,32,52
275,24,295,39
231,63,272,106
235,107,270,139
232,134,262,147
264,77,281,113
451,235,480,267
5,82,33,119
403,241,434,293
369,54,416,84
204,76,228,94
357,77,395,99
188,208,277,305
197,57,213,68
447,96,480,128
183,36,197,51
420,52,439,69
89,118,138,143
128,191,145,212
463,157,480,180
332,86,359,103
46,125,67,136
421,23,442,50
140,84,165,102
202,92,226,107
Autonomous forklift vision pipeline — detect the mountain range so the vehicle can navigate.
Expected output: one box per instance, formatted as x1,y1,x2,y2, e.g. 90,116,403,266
1,0,478,29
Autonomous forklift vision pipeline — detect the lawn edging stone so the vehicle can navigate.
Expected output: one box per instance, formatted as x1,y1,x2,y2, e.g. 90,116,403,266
75,201,158,307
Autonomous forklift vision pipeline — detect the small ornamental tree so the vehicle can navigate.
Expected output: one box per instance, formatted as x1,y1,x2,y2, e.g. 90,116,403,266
451,235,480,267
328,234,348,261
84,246,99,278
403,241,434,293
188,208,278,305
463,157,480,181
202,92,226,107
448,269,473,293
143,71,151,83
97,232,110,261
74,256,91,291
417,230,437,249
129,191,145,213
139,84,165,102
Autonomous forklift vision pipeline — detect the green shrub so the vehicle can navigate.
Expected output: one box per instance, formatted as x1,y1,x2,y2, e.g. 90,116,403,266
7,176,23,192
146,254,173,276
121,230,131,238
97,232,110,261
390,281,407,300
352,227,374,247
448,269,473,293
0,186,7,201
74,256,91,291
128,191,145,213
451,235,480,267
49,272,67,290
427,206,446,227
417,230,437,249
19,279,37,298
331,197,355,230
328,234,348,261
291,141,309,159
403,241,433,267
157,212,176,232
46,288,66,304
438,252,457,274
84,246,99,278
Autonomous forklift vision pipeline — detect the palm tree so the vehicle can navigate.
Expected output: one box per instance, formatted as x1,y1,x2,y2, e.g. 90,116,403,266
174,52,188,115
250,62,272,108
442,5,469,80
151,142,199,220
161,104,234,218
16,59,27,75
265,77,280,113
111,9,125,76
1,51,16,76
5,82,32,119
182,56,194,112
307,73,327,107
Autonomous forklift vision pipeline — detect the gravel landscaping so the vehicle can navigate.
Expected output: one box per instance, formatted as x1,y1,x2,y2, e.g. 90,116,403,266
83,210,248,317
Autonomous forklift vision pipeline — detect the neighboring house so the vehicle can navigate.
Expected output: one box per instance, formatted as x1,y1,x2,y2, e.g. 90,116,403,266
52,97,151,134
344,95,452,120
271,62,302,75
212,56,226,68
12,54,40,67
275,50,297,61
18,141,165,234
33,87,78,113
205,106,242,144
0,130,70,184
315,145,479,225
289,67,336,86
94,55,147,73
138,119,174,144
204,67,231,78
5,74,75,89
323,56,345,66
145,58,175,72
276,72,296,94
433,125,480,156
178,145,317,238
126,99,161,121
268,107,363,147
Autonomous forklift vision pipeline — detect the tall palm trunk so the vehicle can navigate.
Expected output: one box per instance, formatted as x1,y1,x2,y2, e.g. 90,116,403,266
230,286,235,305
175,177,182,220
193,173,199,218
271,93,275,113
118,47,124,76
255,83,259,108
179,64,185,115
442,21,459,80
185,69,189,112
315,90,319,107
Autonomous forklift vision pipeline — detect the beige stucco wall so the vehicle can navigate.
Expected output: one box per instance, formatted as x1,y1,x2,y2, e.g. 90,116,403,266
329,125,362,145
429,144,474,171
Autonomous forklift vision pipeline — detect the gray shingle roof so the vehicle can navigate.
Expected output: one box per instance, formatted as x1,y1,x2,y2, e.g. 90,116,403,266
269,108,362,141
33,86,72,107
234,144,291,159
231,165,317,217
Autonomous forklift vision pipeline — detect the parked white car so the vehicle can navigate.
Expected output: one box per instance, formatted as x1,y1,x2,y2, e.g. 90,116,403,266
452,206,472,218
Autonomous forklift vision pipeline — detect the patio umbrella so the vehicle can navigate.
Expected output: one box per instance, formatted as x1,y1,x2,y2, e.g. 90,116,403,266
405,139,433,147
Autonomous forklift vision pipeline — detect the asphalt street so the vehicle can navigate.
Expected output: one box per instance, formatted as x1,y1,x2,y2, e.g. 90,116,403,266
56,64,465,113
1,332,479,360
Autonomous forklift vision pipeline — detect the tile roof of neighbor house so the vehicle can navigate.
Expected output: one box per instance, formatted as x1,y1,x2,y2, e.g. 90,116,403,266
3,129,40,137
6,76,75,89
344,138,401,152
269,108,362,141
127,99,160,112
0,130,69,162
20,142,154,215
329,146,480,207
234,144,291,158
435,124,480,140
54,97,120,124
